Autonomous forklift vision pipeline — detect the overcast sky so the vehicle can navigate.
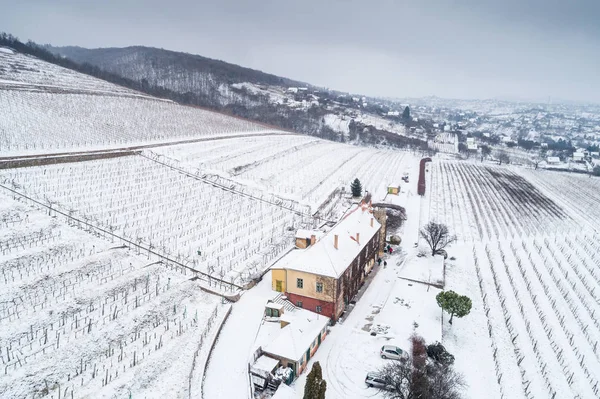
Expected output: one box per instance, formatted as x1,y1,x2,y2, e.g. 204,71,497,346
1,0,599,103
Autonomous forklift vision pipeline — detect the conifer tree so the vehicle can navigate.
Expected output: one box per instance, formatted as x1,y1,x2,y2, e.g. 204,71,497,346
350,178,362,197
303,362,327,399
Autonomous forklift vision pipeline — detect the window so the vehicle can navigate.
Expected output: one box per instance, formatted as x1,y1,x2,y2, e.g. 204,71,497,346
297,301,303,308
296,278,303,289
316,306,322,313
316,282,323,293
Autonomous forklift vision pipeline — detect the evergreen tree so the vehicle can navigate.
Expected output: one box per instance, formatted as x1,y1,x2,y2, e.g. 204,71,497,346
402,106,411,120
350,178,362,197
303,362,327,399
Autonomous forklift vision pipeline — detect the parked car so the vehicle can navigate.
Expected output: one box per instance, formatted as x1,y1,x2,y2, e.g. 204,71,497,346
365,372,392,390
380,345,409,361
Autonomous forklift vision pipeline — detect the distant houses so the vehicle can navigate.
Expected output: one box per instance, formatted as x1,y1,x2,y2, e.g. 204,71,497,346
573,152,585,162
547,156,561,165
466,137,478,151
271,203,383,322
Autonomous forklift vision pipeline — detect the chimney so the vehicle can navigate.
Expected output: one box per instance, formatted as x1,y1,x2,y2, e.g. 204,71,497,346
310,234,316,246
356,233,360,244
370,218,374,228
334,234,339,250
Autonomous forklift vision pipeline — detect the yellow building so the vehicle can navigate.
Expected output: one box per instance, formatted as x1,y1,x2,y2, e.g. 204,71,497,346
271,203,382,321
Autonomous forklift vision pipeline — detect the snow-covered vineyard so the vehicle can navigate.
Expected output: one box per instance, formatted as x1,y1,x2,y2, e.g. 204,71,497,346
0,136,419,284
0,50,138,96
0,90,278,155
153,137,416,210
0,155,311,284
0,49,278,156
425,160,600,399
0,192,226,398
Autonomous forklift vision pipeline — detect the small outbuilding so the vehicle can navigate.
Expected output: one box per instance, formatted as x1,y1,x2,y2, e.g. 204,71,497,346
387,185,401,195
262,296,330,378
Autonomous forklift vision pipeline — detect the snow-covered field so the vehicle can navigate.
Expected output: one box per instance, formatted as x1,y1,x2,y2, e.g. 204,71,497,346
425,160,600,399
153,138,419,212
0,191,226,398
323,114,350,135
0,50,282,156
0,90,276,155
0,155,308,284
0,51,138,95
428,132,458,154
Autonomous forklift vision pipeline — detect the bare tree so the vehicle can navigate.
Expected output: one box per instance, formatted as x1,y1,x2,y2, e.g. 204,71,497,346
419,222,457,256
495,151,510,165
376,361,413,399
480,145,491,161
529,156,542,170
426,364,466,399
376,359,465,399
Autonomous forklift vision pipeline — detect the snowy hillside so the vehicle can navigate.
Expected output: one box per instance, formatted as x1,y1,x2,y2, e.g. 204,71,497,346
0,50,139,96
0,50,282,156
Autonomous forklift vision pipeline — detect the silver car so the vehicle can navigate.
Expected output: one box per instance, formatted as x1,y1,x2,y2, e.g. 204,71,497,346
380,345,409,361
365,372,392,389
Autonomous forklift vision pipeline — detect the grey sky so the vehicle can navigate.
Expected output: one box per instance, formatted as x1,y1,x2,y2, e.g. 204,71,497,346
1,0,599,103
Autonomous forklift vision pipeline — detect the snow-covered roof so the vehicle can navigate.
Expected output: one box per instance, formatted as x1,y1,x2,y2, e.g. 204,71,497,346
252,355,280,375
295,229,324,239
277,204,381,278
263,307,330,362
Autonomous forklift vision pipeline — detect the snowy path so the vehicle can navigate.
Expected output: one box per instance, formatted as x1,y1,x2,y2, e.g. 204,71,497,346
202,277,273,399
